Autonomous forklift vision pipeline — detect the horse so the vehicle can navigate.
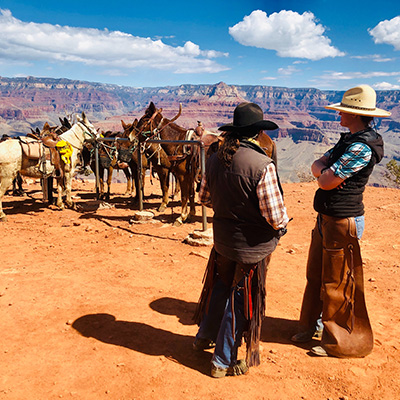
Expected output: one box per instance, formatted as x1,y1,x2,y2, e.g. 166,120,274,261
134,102,200,226
117,119,176,209
115,120,148,203
81,130,129,201
0,112,98,221
0,134,24,196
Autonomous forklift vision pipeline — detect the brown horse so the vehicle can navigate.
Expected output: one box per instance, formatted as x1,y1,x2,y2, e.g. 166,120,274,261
118,119,175,213
134,102,200,226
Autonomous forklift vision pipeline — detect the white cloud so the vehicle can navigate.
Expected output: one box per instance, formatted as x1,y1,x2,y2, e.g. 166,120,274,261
351,54,395,62
373,81,400,90
320,71,400,80
0,9,229,74
278,66,300,75
369,16,400,50
229,10,344,60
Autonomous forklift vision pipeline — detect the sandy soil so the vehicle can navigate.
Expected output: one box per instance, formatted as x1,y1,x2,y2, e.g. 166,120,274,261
1,176,399,400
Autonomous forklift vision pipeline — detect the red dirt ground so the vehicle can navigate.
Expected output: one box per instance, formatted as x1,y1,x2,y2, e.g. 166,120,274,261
1,176,399,400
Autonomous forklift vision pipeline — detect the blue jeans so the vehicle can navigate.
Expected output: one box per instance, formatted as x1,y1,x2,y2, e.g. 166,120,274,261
317,214,365,239
354,215,365,239
195,276,248,369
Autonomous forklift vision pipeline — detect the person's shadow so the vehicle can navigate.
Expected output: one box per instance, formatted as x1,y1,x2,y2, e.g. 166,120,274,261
149,297,197,326
72,311,211,375
72,298,305,376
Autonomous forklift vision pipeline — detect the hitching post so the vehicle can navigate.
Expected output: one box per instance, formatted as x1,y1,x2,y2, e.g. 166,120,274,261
137,143,143,211
199,141,207,231
94,142,100,200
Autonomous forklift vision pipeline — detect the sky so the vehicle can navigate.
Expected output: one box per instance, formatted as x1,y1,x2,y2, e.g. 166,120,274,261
0,0,400,90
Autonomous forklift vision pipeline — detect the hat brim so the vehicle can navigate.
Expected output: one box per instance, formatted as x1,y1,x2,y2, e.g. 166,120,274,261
218,120,278,132
325,103,391,118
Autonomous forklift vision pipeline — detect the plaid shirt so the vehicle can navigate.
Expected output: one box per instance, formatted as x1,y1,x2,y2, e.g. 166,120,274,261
198,162,289,230
325,142,372,180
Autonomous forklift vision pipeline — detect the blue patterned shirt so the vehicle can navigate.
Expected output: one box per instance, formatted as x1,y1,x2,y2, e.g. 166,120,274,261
325,142,372,180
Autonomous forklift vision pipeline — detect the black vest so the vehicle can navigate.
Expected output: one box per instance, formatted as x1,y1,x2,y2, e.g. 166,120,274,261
314,128,383,218
207,140,281,263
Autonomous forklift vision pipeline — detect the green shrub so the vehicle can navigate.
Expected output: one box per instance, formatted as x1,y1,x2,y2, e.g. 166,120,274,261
385,159,400,187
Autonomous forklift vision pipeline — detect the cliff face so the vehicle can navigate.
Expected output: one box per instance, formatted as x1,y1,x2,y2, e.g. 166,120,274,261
1,77,399,136
1,77,399,184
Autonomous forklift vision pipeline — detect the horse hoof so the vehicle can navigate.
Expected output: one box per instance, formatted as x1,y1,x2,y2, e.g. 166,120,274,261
0,215,7,222
158,204,167,212
173,217,183,227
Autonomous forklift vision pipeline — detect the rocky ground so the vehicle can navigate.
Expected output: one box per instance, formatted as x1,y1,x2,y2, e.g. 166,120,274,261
1,176,399,400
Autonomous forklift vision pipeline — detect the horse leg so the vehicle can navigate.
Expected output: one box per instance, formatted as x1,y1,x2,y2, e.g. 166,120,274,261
12,173,24,196
99,167,105,200
55,177,64,209
64,170,74,208
47,177,54,204
173,173,190,227
123,167,132,195
0,175,16,221
154,166,170,212
105,167,113,201
174,176,181,196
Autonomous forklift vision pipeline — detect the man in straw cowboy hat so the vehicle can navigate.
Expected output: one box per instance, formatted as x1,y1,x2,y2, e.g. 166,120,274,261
193,102,289,377
291,84,391,357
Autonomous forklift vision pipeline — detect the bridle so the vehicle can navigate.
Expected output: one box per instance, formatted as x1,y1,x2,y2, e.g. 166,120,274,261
65,120,98,150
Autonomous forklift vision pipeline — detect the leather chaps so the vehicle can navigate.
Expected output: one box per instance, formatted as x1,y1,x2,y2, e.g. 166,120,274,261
298,214,373,358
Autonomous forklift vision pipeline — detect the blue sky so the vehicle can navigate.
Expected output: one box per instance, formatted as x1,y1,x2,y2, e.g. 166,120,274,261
0,0,399,90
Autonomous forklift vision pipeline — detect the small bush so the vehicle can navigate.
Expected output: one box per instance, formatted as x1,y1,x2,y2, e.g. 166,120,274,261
384,159,400,187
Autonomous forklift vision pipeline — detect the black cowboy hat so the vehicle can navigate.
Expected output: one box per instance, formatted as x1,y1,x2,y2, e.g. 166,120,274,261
218,102,278,133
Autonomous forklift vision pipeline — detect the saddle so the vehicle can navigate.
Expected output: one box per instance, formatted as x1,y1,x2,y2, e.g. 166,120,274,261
168,130,197,162
19,133,72,179
18,137,44,160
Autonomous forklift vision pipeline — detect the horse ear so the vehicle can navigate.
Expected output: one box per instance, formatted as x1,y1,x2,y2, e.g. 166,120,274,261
43,122,50,130
148,102,156,114
64,118,72,128
81,112,88,123
121,120,127,129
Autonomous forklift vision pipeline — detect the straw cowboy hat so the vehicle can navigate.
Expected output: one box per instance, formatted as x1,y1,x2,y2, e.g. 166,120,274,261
218,102,278,133
325,84,391,117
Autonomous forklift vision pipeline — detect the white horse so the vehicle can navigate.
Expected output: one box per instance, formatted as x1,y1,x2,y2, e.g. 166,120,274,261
0,112,98,221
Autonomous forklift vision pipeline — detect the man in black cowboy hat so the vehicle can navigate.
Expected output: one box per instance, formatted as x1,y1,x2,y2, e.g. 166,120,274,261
193,102,289,377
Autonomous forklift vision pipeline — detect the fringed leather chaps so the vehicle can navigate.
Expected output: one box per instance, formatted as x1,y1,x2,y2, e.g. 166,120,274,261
193,247,271,367
245,254,270,367
298,221,324,333
299,215,373,358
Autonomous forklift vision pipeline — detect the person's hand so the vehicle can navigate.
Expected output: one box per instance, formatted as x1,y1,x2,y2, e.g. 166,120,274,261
336,180,346,190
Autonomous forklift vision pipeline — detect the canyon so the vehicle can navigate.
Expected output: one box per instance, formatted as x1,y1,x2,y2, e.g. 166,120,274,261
1,76,399,185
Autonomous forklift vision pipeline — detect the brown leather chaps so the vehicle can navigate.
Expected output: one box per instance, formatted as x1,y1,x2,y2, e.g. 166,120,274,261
298,214,373,358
